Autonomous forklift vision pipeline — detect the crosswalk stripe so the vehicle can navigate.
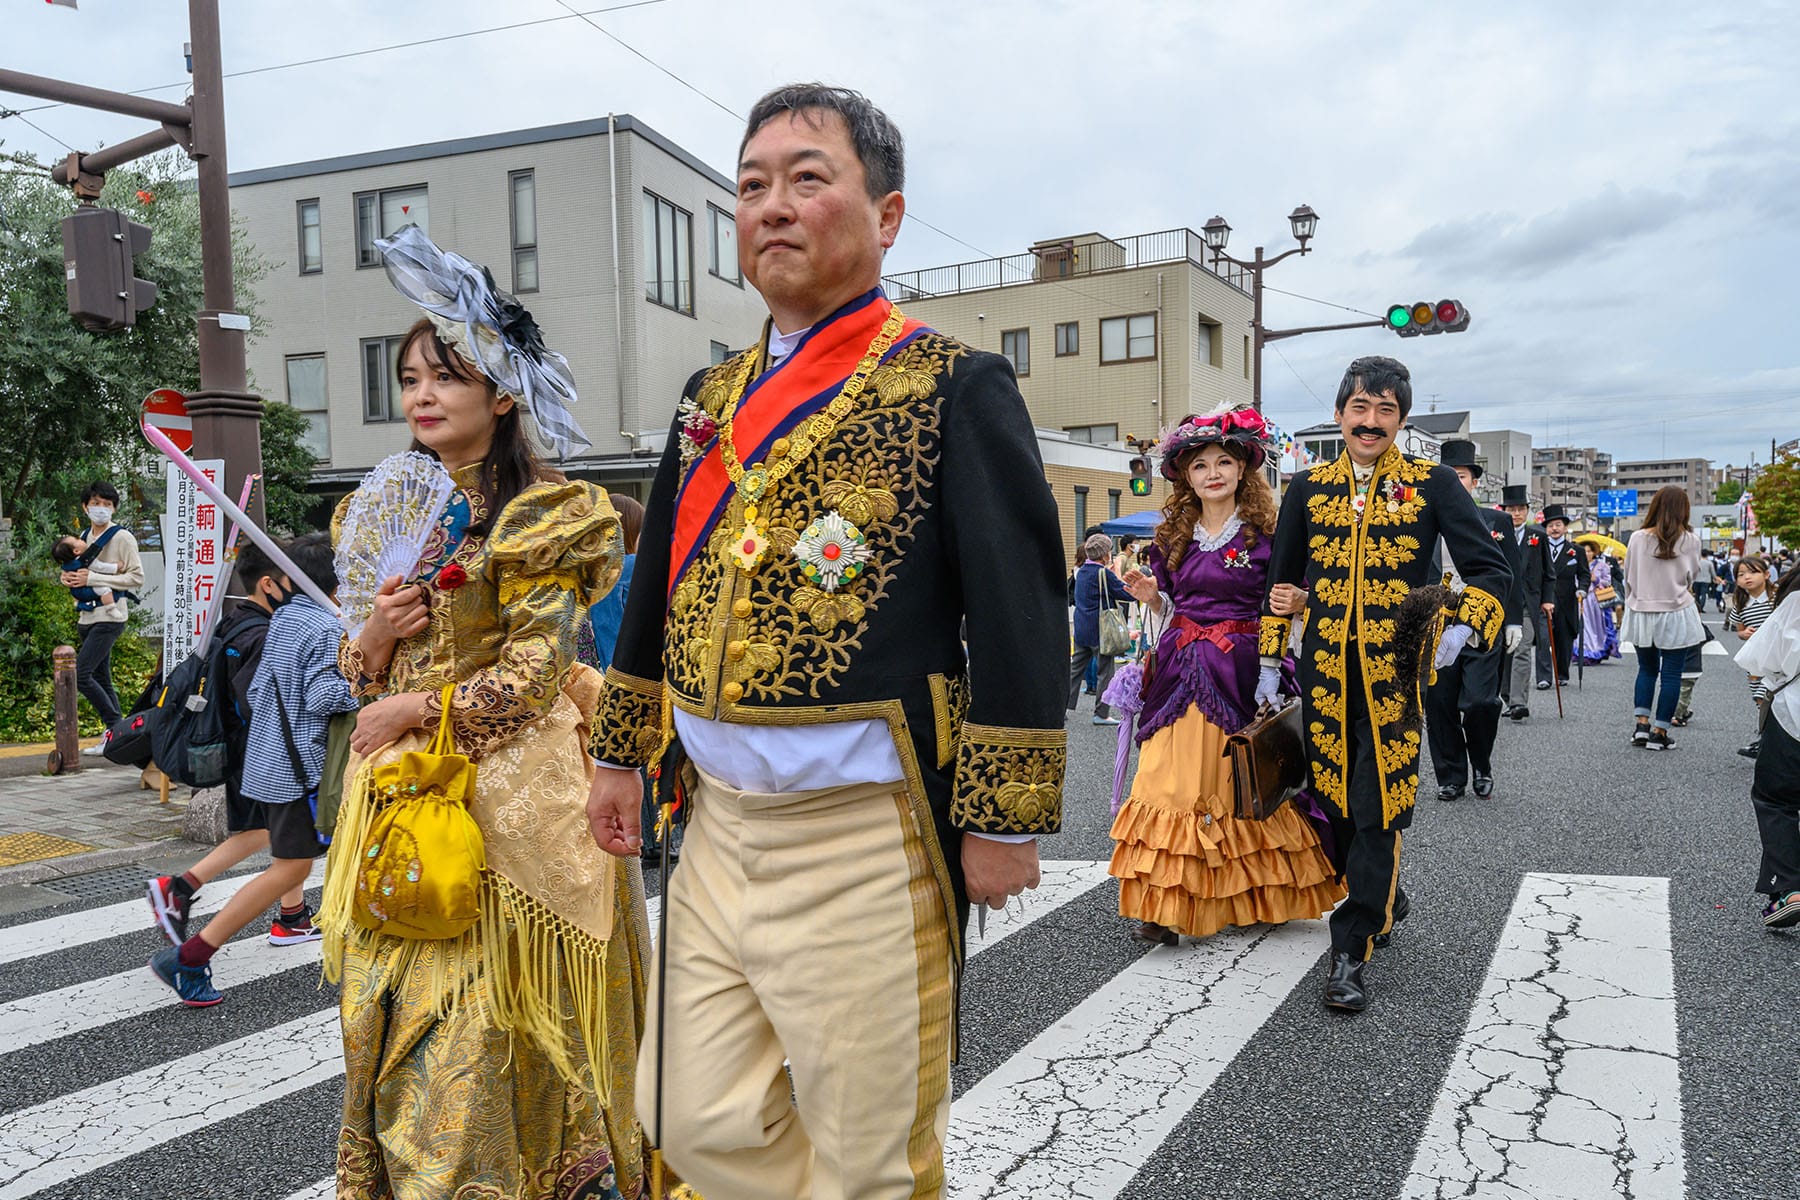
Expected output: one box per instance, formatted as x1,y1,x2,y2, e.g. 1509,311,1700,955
0,1009,340,1200
1400,873,1684,1200
0,936,323,1055
0,862,327,967
280,1183,332,1200
944,918,1331,1200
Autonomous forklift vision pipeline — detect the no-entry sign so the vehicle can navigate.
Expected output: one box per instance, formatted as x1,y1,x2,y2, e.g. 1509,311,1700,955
142,388,192,454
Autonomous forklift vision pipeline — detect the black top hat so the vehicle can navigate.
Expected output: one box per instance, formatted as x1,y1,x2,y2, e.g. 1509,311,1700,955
1439,439,1482,476
1542,503,1571,525
1501,483,1529,506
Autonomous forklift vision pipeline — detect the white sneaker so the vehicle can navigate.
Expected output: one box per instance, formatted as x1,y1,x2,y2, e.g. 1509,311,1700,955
81,743,107,756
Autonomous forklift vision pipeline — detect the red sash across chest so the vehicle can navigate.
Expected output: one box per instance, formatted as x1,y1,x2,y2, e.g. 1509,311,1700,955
669,293,927,597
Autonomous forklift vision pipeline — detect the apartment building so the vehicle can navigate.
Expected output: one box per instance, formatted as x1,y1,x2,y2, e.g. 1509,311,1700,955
1613,458,1712,509
1531,446,1612,518
229,114,770,497
1470,429,1534,505
884,229,1256,447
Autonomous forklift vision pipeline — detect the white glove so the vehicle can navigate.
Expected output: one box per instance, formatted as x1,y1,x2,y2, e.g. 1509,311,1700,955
1504,624,1523,654
1253,664,1283,709
1435,624,1476,669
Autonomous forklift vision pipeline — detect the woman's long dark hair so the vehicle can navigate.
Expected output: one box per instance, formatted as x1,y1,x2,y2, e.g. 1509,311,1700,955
1773,557,1800,612
1640,485,1691,560
397,318,556,537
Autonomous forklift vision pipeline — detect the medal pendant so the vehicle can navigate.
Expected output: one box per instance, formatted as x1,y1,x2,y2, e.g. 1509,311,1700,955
729,520,768,571
740,464,770,503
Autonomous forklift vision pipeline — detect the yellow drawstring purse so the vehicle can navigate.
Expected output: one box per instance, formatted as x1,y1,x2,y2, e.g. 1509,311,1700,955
353,684,486,940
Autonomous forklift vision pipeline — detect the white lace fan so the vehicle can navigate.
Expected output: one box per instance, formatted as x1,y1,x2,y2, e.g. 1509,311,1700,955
334,451,457,638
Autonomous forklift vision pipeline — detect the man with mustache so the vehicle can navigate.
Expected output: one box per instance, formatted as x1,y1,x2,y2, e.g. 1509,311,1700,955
1262,356,1513,1012
586,84,1067,1197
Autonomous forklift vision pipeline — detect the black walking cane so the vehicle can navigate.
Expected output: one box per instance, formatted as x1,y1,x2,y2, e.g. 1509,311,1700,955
646,740,689,1200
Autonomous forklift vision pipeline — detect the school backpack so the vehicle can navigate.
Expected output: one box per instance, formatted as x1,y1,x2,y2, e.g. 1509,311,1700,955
145,608,270,788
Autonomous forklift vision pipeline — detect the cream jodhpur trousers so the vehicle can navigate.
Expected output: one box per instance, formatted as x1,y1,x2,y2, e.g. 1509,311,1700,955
639,767,956,1200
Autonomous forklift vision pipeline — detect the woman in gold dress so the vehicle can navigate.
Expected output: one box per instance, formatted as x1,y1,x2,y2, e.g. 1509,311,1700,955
320,225,653,1199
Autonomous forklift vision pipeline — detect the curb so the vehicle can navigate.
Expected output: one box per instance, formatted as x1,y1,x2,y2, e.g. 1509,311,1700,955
0,837,196,889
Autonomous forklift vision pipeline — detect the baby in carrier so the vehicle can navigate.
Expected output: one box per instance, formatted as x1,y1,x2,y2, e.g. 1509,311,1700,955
53,534,122,611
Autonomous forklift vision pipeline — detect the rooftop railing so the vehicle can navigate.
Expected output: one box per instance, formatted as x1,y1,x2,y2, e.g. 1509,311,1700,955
882,227,1251,301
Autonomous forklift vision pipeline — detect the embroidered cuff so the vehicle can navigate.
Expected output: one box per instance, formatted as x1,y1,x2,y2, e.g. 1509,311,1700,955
1456,585,1505,651
949,722,1066,835
591,667,665,767
1258,613,1291,658
338,634,390,699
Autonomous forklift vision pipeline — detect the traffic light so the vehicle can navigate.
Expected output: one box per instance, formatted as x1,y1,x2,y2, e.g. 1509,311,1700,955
1386,299,1470,337
1128,455,1152,496
61,205,158,331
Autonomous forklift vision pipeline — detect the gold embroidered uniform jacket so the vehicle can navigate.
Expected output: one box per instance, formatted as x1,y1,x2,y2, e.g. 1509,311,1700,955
1261,447,1513,827
593,323,1069,925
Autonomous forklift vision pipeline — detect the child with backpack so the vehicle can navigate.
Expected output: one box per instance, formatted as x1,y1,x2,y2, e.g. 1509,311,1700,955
1725,554,1777,758
149,533,358,1006
1736,563,1800,929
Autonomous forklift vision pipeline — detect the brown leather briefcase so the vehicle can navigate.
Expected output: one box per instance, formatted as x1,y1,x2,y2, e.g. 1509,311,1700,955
1223,699,1309,821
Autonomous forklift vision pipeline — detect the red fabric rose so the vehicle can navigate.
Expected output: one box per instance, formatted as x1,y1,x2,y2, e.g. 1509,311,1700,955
436,563,468,590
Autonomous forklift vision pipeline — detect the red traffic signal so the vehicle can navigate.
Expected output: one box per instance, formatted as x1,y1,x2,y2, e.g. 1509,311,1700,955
1387,299,1470,337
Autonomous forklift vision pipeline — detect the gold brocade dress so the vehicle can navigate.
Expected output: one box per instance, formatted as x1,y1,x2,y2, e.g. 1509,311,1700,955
321,466,653,1200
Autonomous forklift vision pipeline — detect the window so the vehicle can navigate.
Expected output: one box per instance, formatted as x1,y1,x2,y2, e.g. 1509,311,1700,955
296,199,321,274
510,170,538,292
1100,313,1157,363
1108,488,1121,519
1073,486,1088,541
708,205,740,285
284,354,329,459
1197,317,1223,368
355,185,428,267
642,191,694,314
361,335,408,422
1064,424,1118,444
1001,328,1031,377
1055,321,1079,356
710,340,731,365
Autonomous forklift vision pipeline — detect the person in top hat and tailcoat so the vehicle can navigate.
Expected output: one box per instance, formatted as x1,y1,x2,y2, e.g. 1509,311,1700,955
1499,483,1554,717
1541,503,1590,687
1426,441,1523,800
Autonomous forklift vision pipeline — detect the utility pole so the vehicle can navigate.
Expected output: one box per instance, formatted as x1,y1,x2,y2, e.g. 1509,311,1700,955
0,0,263,522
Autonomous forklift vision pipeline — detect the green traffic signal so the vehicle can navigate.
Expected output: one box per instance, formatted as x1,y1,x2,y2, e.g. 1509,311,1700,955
1129,478,1151,497
1386,304,1412,331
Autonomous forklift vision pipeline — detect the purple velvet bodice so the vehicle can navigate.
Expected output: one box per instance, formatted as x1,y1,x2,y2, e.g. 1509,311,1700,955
1136,524,1277,742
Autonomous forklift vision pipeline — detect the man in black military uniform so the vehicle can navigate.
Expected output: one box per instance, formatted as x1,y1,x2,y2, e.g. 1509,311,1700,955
1426,441,1523,800
1499,484,1553,719
1262,358,1511,1013
1541,503,1590,687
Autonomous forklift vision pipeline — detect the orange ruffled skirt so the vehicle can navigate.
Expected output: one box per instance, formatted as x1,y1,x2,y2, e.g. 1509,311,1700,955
1108,705,1344,938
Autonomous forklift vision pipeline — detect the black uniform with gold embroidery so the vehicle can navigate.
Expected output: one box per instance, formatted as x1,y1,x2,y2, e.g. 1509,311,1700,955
594,292,1068,958
1262,447,1511,960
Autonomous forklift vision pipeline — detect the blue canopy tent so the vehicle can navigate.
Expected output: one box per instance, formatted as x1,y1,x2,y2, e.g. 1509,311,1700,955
1098,509,1161,537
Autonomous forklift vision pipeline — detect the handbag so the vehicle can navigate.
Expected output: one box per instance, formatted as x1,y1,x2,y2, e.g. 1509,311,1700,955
314,710,357,838
1223,698,1310,821
352,684,486,940
1594,585,1617,604
1097,571,1133,658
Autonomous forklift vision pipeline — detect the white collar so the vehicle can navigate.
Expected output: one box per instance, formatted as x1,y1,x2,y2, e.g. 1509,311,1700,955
1191,513,1245,554
768,324,811,361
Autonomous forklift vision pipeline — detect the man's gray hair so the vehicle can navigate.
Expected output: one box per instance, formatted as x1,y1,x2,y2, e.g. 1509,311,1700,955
740,83,905,199
1084,533,1113,562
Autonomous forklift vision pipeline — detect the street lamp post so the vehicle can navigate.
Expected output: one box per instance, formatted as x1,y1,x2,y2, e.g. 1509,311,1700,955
1202,206,1322,412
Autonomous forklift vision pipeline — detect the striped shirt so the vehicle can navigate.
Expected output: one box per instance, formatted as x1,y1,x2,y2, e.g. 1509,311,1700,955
1727,593,1777,699
241,595,358,804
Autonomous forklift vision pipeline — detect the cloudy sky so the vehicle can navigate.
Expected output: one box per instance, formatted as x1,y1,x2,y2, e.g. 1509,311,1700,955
8,0,1796,469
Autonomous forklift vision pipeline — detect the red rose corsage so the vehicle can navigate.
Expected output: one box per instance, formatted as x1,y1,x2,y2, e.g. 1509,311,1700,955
1529,535,1540,545
436,563,468,590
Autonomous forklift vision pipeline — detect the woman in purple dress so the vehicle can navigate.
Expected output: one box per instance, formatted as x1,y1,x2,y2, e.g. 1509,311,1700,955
1107,409,1343,944
1576,552,1622,664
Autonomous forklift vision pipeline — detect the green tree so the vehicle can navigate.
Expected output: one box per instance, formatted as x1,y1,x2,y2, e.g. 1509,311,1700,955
259,398,321,535
1714,477,1745,505
1752,453,1800,549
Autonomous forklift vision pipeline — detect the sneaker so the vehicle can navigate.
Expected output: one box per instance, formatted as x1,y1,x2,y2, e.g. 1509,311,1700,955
81,742,107,756
147,876,193,945
1092,716,1120,726
1631,725,1651,747
1645,729,1675,751
268,914,323,946
1536,680,1552,691
1763,891,1800,929
1738,741,1761,759
147,945,222,1007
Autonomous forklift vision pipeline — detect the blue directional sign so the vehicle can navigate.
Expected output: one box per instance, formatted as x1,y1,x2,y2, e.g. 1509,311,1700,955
1596,488,1639,519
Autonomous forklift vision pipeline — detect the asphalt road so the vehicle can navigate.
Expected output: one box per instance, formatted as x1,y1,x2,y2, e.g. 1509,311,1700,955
0,616,1794,1199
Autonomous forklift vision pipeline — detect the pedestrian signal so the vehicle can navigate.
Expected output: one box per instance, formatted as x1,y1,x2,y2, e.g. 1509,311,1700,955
61,206,158,332
1386,299,1470,337
1129,455,1152,496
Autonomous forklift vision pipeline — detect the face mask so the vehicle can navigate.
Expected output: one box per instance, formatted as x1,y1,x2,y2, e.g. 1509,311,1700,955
87,506,113,526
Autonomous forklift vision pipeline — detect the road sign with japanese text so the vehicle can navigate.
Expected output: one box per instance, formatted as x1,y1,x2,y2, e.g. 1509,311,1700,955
1596,488,1639,519
163,458,225,671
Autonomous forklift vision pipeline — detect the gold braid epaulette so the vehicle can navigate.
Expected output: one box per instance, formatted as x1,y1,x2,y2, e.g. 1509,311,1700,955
949,722,1066,835
592,668,664,767
1457,584,1506,650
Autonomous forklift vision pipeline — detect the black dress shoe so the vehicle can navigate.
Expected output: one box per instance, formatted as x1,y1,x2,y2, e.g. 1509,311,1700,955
1323,951,1368,1011
1472,773,1494,799
1437,784,1464,802
1373,891,1410,949
1506,705,1530,721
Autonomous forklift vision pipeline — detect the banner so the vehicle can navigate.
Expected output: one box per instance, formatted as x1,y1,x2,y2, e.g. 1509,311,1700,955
163,458,225,672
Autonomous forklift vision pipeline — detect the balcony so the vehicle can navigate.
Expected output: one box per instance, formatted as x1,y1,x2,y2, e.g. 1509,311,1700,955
882,227,1251,300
